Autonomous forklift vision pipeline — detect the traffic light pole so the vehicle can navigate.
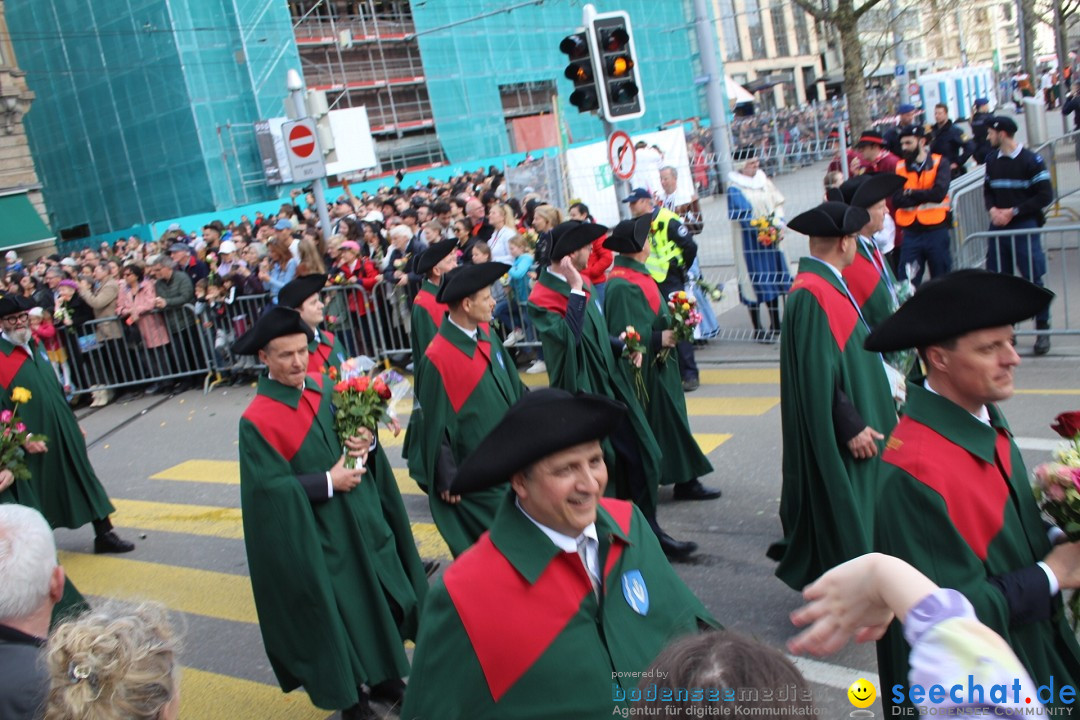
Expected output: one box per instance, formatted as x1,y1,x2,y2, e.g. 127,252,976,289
287,69,333,243
691,0,733,193
604,118,633,220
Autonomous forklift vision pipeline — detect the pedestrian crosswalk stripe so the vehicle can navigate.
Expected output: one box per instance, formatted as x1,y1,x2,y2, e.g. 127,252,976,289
112,499,244,539
699,368,779,384
58,551,259,624
151,459,238,484
694,433,733,454
393,467,423,496
412,520,453,560
685,397,779,416
180,668,329,720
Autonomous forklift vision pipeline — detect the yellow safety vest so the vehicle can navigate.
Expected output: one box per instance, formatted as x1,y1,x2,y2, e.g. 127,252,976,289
645,207,684,283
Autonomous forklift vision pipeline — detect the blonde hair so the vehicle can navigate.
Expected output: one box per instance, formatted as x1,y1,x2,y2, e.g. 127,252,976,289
45,602,181,720
532,204,562,229
508,233,529,251
296,238,326,275
490,202,516,228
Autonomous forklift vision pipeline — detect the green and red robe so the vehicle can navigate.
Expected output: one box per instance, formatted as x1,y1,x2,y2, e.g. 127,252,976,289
768,258,897,591
603,256,712,487
401,494,716,720
841,236,899,330
414,320,524,557
239,373,423,710
404,279,448,488
528,270,663,515
306,328,347,376
875,383,1080,714
0,337,114,530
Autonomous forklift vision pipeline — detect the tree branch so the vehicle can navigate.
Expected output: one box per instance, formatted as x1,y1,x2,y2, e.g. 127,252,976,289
853,0,889,21
790,0,829,23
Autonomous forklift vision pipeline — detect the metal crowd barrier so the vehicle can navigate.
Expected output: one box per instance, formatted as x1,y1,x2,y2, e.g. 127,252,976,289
58,305,214,396
956,224,1080,336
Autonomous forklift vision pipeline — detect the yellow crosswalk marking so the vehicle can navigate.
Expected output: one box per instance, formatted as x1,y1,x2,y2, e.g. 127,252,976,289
180,668,330,720
520,372,550,387
1015,389,1080,396
393,467,423,496
694,433,733,454
413,521,452,561
112,499,244,540
58,551,258,624
151,459,238,485
699,368,779,384
686,397,779,416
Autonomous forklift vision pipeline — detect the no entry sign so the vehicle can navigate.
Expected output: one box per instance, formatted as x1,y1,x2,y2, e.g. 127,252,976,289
608,130,635,181
282,118,326,181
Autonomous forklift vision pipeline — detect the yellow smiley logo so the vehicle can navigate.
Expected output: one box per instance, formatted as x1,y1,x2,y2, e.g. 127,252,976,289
848,678,876,708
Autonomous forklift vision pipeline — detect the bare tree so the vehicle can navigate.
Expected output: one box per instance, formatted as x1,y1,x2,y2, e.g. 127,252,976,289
790,0,891,135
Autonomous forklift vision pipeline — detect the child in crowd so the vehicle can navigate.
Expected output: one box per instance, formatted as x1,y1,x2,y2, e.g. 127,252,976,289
498,234,536,347
29,306,73,394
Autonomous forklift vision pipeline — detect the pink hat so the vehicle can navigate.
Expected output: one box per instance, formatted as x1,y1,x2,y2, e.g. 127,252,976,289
340,240,361,252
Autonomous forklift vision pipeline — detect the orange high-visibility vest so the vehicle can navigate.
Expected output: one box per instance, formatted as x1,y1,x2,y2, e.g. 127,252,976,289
894,153,951,227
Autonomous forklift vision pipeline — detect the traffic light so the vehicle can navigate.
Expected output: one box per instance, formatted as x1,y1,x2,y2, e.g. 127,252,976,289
591,12,644,121
560,31,599,113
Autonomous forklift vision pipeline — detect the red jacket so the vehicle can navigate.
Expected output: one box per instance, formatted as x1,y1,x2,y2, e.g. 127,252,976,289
334,258,380,315
582,235,612,286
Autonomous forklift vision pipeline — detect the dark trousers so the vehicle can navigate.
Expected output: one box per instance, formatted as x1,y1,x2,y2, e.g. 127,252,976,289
986,217,1051,326
897,226,951,286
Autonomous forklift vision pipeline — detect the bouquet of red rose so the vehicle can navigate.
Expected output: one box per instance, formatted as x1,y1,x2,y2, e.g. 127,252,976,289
1032,411,1080,627
1,387,48,484
619,325,648,407
659,290,702,364
331,358,411,468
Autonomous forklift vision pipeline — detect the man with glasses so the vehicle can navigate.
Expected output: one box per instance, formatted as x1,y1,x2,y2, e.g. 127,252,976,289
0,294,134,553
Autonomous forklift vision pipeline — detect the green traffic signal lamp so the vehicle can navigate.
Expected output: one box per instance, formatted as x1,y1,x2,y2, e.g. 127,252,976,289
609,81,639,104
570,87,599,112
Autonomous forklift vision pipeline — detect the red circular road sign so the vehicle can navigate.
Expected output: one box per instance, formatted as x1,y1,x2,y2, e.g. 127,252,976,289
608,130,636,181
288,124,316,159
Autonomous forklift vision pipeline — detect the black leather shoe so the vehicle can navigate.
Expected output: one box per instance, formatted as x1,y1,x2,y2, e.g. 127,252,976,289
94,531,135,554
340,696,379,720
423,560,441,578
1034,333,1051,355
658,533,698,560
370,678,406,707
672,479,722,501
681,377,700,392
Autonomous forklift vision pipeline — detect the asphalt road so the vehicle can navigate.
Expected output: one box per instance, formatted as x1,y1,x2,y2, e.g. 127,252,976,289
54,324,1080,719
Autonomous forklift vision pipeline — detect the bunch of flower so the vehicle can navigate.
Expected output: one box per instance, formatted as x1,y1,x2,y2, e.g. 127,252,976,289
331,358,411,469
749,214,782,248
619,325,648,407
695,276,724,302
393,253,412,272
1032,411,1080,626
659,291,702,364
329,270,351,286
1,387,48,484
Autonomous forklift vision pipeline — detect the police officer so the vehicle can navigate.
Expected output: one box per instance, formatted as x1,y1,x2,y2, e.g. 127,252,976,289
929,103,973,176
983,115,1055,355
622,187,701,392
969,98,993,164
884,103,920,157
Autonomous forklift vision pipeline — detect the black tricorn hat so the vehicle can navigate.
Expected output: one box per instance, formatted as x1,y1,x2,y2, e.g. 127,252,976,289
413,239,457,276
451,389,627,494
232,305,314,356
550,221,609,261
787,202,870,238
277,274,327,310
864,269,1054,352
0,294,33,318
602,216,650,253
436,262,510,305
824,173,907,209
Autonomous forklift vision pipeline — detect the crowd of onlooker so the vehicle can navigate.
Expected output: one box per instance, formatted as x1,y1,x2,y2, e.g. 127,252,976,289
2,166,592,403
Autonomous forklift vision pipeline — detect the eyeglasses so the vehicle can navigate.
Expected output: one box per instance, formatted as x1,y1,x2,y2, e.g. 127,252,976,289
2,313,30,326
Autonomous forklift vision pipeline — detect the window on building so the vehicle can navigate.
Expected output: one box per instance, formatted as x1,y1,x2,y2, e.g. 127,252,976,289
771,6,791,56
718,0,743,61
744,0,768,59
793,10,812,55
1002,2,1012,22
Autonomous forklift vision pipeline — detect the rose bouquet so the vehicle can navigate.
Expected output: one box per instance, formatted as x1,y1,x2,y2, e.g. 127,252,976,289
1,387,48,484
619,325,648,407
749,214,783,248
1032,411,1080,627
659,290,702,364
331,357,411,468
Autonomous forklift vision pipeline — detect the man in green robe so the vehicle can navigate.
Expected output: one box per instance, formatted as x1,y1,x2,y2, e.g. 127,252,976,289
765,202,897,592
412,262,525,557
233,306,422,720
865,270,1080,714
828,174,907,329
601,217,717,499
279,273,432,592
0,295,133,554
403,240,455,488
527,220,697,559
401,389,716,720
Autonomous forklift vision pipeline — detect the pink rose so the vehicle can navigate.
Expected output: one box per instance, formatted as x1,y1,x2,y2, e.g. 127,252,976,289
1072,467,1080,492
0,410,11,424
13,423,25,434
1047,482,1066,502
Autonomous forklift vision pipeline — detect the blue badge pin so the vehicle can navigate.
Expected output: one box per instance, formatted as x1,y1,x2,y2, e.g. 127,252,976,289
621,570,649,616
496,351,506,370
594,298,604,316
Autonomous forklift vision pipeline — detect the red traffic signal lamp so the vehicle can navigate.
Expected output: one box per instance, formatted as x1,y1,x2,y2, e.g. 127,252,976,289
560,31,600,113
591,12,644,121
